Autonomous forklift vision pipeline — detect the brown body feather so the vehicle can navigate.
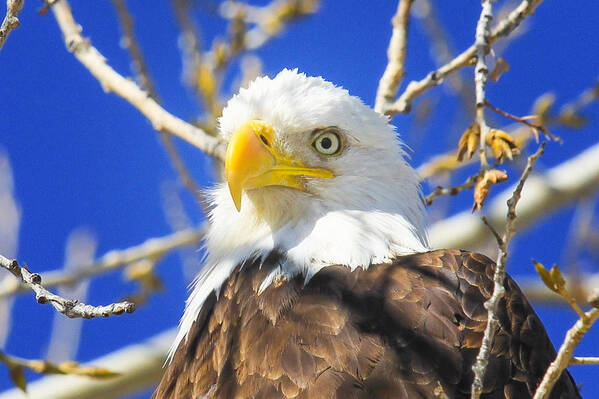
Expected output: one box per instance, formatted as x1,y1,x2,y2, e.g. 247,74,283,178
153,250,580,399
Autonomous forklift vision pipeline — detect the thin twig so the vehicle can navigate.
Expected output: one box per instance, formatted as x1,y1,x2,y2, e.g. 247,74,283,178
533,307,599,399
0,227,206,299
485,100,561,142
388,0,545,115
480,215,502,244
569,356,599,366
424,170,482,205
0,254,135,318
0,0,24,52
470,142,546,398
374,0,415,114
50,0,227,160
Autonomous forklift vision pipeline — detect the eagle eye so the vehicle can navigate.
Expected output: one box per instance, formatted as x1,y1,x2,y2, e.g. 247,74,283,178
311,129,343,156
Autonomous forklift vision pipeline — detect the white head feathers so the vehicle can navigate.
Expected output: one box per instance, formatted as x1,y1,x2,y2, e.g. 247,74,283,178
170,69,429,358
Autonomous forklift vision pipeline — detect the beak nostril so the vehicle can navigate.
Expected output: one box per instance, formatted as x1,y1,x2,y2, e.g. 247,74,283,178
260,135,270,147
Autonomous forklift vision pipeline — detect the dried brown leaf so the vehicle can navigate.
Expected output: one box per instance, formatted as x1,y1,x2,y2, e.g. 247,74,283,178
485,129,519,162
473,169,508,212
489,57,510,82
457,122,480,162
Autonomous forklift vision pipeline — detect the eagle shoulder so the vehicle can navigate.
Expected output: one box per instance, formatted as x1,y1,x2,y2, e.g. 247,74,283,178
153,250,580,399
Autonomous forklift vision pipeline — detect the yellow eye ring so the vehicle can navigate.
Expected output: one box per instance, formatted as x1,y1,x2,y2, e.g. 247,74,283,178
311,129,343,156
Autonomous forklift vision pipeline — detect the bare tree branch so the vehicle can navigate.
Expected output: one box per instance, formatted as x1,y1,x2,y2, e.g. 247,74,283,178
374,0,414,114
533,307,599,399
424,170,482,206
50,0,227,160
0,0,24,52
387,0,545,116
473,0,495,169
0,227,206,299
0,254,135,319
471,142,545,398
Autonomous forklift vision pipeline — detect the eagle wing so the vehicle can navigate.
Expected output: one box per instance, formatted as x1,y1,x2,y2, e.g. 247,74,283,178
153,249,580,399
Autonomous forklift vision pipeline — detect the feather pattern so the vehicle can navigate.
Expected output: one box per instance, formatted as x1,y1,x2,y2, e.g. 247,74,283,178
153,250,580,399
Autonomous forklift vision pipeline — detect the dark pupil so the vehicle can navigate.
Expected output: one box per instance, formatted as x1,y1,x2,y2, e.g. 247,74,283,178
321,137,332,149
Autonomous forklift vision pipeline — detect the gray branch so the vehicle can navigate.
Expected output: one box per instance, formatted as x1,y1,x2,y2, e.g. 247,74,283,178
0,254,135,319
0,0,24,52
470,143,545,398
50,0,227,160
387,0,545,115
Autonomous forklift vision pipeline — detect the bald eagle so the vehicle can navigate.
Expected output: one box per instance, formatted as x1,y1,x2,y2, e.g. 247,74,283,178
153,70,580,398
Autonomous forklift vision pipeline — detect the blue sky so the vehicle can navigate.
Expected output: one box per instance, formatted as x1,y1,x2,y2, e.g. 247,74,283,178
1,1,598,397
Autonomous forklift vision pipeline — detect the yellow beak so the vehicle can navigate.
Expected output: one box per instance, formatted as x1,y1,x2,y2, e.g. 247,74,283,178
225,120,334,211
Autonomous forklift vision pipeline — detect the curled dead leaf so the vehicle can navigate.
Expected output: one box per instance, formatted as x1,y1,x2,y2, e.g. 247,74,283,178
485,129,520,162
472,169,508,212
457,122,480,162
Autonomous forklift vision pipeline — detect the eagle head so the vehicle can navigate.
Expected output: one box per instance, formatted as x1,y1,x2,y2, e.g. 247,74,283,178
172,69,429,355
209,69,428,259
